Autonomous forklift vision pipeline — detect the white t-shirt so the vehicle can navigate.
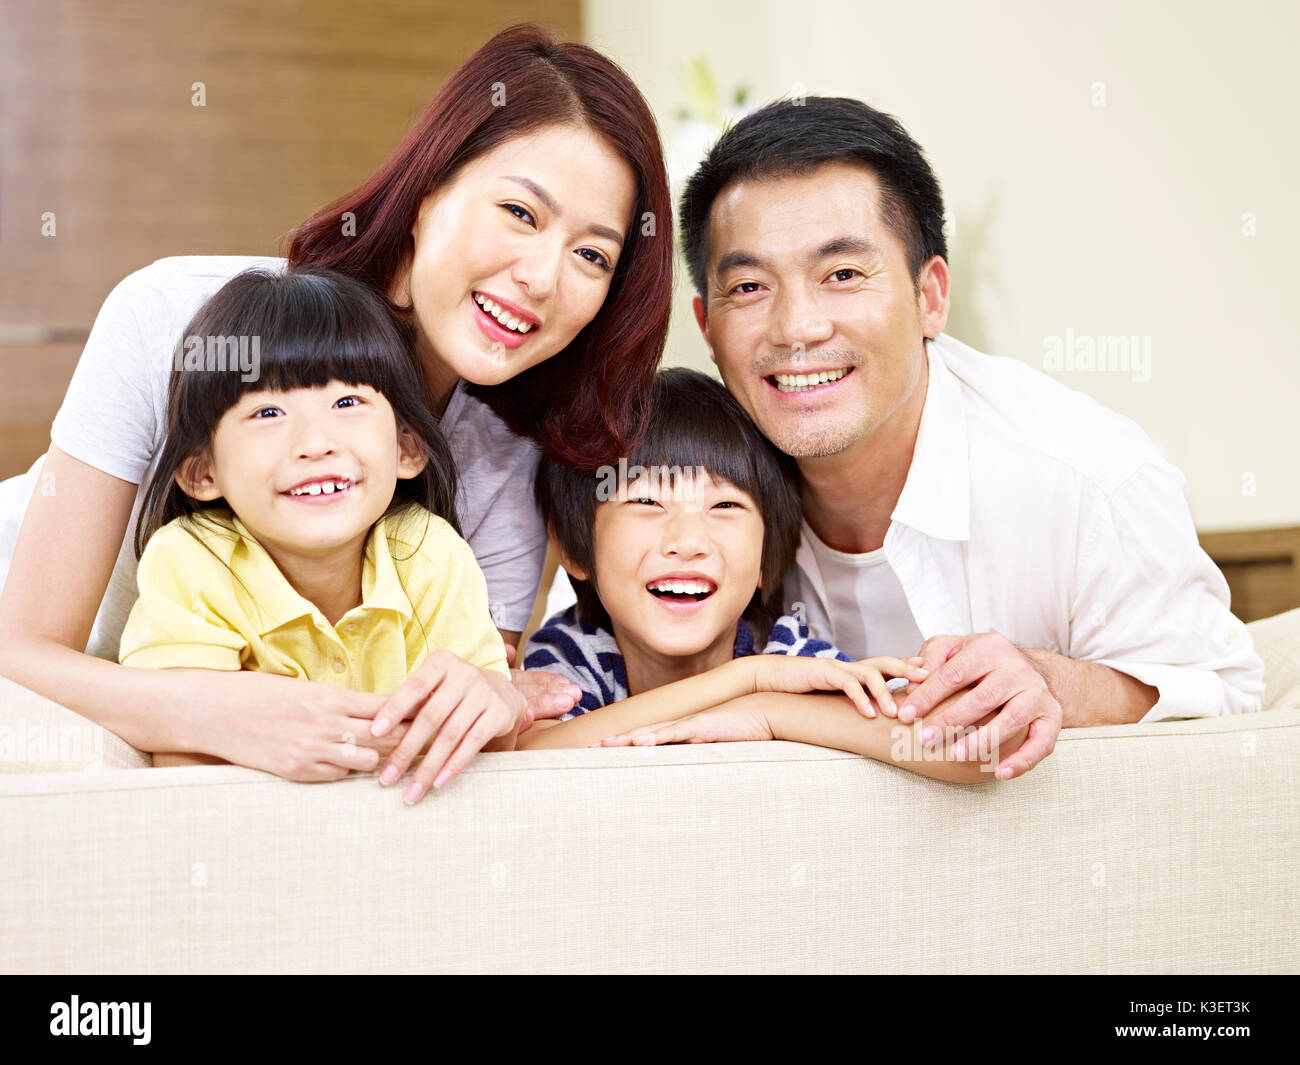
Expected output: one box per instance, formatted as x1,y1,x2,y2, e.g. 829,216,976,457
800,520,924,660
0,255,548,659
782,333,1264,723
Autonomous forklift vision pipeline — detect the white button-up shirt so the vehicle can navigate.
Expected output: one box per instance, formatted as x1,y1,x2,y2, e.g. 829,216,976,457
783,334,1265,722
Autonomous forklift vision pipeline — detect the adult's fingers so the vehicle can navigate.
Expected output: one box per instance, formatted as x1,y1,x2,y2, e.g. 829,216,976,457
899,640,1008,724
417,704,510,797
917,671,1023,746
371,652,453,737
378,668,473,784
993,710,1060,780
948,688,1045,763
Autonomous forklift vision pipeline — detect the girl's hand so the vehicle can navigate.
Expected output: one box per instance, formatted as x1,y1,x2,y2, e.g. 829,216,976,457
597,703,776,747
371,650,525,803
749,655,929,718
502,643,582,732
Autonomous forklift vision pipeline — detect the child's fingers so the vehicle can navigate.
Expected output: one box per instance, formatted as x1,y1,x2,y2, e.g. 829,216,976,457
825,668,875,718
857,655,931,682
371,652,451,737
859,669,900,719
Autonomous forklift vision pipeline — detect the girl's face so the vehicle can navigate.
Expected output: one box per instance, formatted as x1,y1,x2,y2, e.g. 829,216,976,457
390,123,637,405
578,469,765,663
178,381,427,561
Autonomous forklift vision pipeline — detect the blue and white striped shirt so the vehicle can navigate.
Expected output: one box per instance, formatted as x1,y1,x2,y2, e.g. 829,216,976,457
522,607,851,720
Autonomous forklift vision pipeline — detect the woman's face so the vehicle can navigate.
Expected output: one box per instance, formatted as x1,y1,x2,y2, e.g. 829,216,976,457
393,123,637,402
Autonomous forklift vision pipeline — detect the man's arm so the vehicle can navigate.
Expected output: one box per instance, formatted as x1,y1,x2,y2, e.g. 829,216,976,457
1024,649,1157,727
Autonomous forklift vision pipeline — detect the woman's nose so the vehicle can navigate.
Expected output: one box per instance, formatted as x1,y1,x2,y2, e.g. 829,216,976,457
510,239,561,301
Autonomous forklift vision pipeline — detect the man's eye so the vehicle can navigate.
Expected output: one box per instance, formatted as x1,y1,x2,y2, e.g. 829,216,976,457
729,281,761,296
503,203,536,226
829,268,861,282
578,247,612,272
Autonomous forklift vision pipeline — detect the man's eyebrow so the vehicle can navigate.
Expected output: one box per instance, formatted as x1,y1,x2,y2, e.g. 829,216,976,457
812,236,879,260
503,175,624,248
714,250,767,277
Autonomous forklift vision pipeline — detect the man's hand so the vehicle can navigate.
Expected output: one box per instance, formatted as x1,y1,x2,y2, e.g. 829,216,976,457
898,632,1063,779
503,643,582,732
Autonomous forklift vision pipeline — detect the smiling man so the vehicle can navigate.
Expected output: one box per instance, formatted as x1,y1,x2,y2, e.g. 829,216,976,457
678,96,1264,778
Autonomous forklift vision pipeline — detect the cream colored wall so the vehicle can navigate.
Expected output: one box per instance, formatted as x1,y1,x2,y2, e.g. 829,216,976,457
584,0,1300,532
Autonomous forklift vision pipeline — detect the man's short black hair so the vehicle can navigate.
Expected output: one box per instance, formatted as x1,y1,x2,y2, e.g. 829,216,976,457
535,368,803,642
679,96,948,300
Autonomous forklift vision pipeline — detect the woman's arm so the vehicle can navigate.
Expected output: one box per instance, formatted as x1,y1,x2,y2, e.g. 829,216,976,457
0,446,404,779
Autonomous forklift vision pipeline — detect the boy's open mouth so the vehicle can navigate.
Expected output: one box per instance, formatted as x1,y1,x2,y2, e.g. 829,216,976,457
646,577,717,603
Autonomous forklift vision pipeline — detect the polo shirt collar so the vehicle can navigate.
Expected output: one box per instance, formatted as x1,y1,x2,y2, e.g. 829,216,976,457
227,511,415,635
889,336,971,542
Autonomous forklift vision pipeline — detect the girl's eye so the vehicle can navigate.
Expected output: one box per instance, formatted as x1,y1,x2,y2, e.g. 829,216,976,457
334,395,363,409
829,268,861,282
503,202,536,227
578,247,612,272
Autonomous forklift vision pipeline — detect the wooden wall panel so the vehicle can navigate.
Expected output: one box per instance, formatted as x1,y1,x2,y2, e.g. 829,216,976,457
0,0,580,477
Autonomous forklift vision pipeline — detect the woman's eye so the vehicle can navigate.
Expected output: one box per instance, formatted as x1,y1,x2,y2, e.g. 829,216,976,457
503,203,536,226
829,268,861,282
578,247,612,272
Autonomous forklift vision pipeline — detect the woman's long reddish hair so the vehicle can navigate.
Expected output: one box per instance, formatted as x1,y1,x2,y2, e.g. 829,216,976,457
287,24,672,468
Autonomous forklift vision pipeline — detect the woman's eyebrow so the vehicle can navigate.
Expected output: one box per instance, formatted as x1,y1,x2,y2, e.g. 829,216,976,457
503,175,624,247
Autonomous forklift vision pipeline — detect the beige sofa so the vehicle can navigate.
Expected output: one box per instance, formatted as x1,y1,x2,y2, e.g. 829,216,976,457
2,611,1298,975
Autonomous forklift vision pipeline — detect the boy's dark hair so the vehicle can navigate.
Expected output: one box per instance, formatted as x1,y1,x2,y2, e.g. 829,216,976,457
134,266,459,560
679,96,947,300
535,367,803,642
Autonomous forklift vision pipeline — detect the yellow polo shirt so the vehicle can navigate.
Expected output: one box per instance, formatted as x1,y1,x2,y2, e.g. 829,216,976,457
119,505,509,692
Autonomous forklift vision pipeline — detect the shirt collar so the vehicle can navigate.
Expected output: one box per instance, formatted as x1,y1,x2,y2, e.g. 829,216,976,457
889,336,971,542
226,510,416,635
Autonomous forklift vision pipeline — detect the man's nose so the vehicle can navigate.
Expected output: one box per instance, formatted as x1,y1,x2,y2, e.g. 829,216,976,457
768,284,833,351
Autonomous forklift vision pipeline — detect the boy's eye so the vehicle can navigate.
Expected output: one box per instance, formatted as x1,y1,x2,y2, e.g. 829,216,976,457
251,406,284,419
628,497,660,507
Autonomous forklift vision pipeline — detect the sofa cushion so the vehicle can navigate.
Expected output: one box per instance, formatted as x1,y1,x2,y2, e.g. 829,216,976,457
0,675,150,772
1246,606,1300,711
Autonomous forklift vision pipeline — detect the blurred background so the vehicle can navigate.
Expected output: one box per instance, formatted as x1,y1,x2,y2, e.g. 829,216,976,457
3,0,1297,616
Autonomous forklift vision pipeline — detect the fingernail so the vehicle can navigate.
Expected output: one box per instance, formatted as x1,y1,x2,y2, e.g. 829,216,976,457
370,717,391,737
433,769,450,789
404,781,425,804
900,703,915,723
921,725,938,745
996,765,1012,780
914,668,930,677
380,765,399,786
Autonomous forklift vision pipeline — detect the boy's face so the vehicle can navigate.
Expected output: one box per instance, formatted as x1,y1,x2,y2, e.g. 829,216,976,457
178,381,427,560
584,468,765,661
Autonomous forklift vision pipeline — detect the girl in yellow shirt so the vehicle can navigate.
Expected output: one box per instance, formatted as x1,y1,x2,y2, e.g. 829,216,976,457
120,267,523,800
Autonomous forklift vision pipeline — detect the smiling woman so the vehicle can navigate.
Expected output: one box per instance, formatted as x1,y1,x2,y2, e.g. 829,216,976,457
0,25,673,783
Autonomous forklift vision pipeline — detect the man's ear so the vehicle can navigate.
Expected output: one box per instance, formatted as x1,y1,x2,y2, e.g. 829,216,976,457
916,255,951,339
175,451,223,501
396,426,429,480
546,522,589,582
692,294,718,367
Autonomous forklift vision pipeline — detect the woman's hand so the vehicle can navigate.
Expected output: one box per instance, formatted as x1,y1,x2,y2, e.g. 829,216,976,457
748,654,929,718
370,650,525,803
502,643,581,731
596,702,776,747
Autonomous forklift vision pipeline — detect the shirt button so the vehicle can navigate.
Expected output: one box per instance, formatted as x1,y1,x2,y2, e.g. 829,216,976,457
332,657,346,674
341,622,358,635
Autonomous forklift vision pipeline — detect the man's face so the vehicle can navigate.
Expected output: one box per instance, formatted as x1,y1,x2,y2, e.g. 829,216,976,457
694,162,944,459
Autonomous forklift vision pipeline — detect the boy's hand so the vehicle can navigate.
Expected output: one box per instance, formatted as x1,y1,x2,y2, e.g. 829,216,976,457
749,654,929,718
370,650,525,803
596,702,776,747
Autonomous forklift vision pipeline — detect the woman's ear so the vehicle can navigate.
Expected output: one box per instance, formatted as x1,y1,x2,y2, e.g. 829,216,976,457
547,522,589,582
395,427,429,480
175,452,223,501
